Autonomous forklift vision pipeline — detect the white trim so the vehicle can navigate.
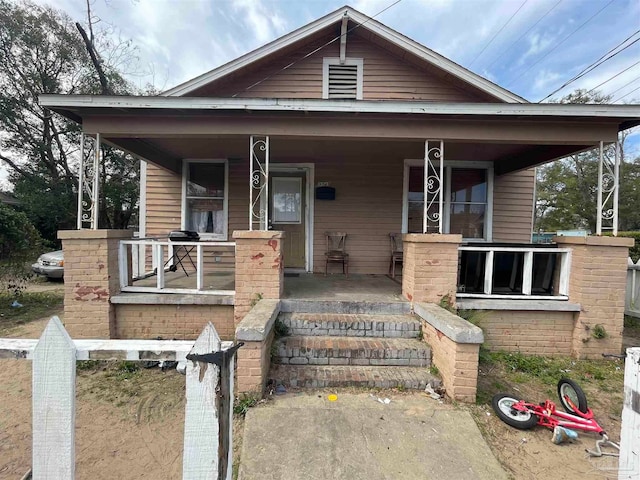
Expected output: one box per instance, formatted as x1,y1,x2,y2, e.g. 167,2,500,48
39,94,640,120
271,163,315,272
181,159,229,241
403,159,494,241
160,6,524,102
322,57,364,100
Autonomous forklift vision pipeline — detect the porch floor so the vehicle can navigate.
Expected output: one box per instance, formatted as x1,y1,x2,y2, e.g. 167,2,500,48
133,269,235,291
284,273,403,302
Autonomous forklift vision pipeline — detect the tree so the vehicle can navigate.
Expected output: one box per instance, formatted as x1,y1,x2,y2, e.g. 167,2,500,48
535,89,640,233
0,0,141,242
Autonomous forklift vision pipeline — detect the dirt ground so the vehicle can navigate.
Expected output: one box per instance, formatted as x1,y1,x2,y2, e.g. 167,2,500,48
1,303,636,479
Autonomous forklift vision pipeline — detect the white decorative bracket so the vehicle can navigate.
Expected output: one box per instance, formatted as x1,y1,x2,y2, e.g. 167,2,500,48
76,133,101,230
423,139,444,234
249,135,269,231
596,140,620,235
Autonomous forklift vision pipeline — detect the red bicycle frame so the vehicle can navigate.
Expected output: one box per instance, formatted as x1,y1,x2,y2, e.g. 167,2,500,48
510,399,605,434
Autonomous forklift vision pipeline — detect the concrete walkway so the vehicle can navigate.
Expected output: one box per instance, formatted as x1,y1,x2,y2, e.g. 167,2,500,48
239,392,508,480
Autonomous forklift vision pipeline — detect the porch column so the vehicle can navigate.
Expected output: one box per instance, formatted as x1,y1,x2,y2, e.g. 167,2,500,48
233,230,284,325
402,234,462,306
596,140,620,235
554,235,633,359
77,133,102,230
58,229,132,338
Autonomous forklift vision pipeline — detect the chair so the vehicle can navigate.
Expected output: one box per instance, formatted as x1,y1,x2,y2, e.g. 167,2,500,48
389,233,403,279
325,232,349,277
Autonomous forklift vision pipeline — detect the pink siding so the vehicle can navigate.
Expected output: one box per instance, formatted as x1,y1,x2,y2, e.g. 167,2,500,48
492,168,535,243
191,32,484,102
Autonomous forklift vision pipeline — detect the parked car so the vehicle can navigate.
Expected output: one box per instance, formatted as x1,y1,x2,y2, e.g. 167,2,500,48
32,250,64,280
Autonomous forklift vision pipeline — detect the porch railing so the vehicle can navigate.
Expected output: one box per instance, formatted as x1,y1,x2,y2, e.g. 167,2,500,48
626,257,640,318
119,238,236,295
457,245,571,300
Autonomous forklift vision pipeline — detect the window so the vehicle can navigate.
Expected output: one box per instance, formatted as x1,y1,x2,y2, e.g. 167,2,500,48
182,160,228,239
322,58,363,99
403,161,493,240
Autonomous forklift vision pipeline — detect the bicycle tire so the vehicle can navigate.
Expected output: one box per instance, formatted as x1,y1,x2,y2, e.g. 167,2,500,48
557,378,588,414
491,393,538,430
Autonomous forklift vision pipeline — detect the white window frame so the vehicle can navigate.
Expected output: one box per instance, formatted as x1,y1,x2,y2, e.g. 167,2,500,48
322,57,364,100
402,159,494,242
181,159,229,241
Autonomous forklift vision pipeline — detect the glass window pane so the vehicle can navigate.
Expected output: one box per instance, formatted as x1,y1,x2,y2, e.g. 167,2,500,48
272,178,301,223
492,252,524,295
532,252,557,295
451,169,486,203
187,163,225,197
458,251,486,293
449,204,485,238
186,198,224,234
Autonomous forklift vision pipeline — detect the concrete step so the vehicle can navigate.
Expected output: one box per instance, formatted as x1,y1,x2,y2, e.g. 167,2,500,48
279,312,421,339
270,364,436,390
274,335,431,367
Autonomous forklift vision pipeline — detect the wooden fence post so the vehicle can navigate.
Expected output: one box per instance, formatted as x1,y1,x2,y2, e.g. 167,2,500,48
182,322,222,480
619,347,640,479
32,316,76,480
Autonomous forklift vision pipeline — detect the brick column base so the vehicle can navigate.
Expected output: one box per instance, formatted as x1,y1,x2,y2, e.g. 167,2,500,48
58,229,132,338
233,231,284,325
402,234,462,305
554,236,633,359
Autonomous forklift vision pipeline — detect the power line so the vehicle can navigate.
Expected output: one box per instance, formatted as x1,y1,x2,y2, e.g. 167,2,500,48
484,0,563,72
613,84,640,103
468,0,528,68
505,0,614,87
233,0,403,97
604,74,640,98
586,60,640,95
538,31,640,101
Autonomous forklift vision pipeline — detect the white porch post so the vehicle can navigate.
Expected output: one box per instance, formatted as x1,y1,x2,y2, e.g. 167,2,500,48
249,135,269,231
596,140,620,236
91,133,101,230
76,133,84,230
423,140,444,234
77,133,101,230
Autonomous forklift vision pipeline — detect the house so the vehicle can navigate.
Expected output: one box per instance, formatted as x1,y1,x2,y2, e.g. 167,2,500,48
40,6,638,401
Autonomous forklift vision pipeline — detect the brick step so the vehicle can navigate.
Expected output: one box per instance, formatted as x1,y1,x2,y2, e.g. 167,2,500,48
270,364,436,390
279,312,421,338
274,335,431,367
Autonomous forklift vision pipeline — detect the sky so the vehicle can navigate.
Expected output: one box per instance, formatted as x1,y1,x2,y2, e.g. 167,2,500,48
2,0,639,188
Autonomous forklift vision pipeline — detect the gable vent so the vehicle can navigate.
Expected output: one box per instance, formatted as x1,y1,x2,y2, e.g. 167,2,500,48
328,64,358,99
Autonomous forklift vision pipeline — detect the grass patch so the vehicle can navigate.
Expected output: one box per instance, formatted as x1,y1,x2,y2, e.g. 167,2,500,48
234,392,261,416
0,291,63,333
106,361,141,381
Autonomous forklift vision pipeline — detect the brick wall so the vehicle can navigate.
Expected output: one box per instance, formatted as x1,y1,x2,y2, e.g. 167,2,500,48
233,231,284,325
555,236,633,359
236,329,275,393
477,311,575,356
402,234,462,305
115,304,234,340
59,230,132,338
421,321,480,403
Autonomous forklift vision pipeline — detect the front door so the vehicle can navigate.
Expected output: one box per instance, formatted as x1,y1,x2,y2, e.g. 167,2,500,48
270,173,306,269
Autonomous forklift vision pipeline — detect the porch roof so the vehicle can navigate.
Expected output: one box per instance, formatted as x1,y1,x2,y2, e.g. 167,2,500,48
39,94,640,175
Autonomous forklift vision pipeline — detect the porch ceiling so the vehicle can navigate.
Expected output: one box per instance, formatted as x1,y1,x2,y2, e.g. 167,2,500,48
104,135,590,176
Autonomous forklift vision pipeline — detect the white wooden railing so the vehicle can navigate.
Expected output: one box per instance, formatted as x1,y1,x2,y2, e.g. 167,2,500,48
626,257,640,319
457,245,571,300
120,238,236,295
0,317,236,480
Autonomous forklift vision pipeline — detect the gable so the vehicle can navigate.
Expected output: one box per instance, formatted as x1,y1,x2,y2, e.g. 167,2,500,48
189,28,494,103
166,7,524,103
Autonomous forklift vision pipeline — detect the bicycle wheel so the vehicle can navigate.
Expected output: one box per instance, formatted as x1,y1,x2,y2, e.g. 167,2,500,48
557,378,588,414
491,394,538,430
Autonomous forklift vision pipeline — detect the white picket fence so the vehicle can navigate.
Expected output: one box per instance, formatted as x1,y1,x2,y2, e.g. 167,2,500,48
626,257,640,318
0,317,237,480
619,347,640,479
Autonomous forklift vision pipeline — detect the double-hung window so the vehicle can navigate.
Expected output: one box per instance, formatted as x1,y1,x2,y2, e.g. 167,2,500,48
182,160,228,240
403,161,493,241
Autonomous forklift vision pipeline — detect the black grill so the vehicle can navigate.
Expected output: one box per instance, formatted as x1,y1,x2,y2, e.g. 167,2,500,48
168,230,200,241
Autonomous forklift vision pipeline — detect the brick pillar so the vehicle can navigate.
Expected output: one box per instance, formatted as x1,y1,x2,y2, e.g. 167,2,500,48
233,231,284,325
402,234,462,305
58,230,132,338
554,236,633,359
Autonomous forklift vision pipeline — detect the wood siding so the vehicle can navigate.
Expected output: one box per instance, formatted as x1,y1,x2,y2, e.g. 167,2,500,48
145,163,182,236
191,32,483,102
492,168,535,243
